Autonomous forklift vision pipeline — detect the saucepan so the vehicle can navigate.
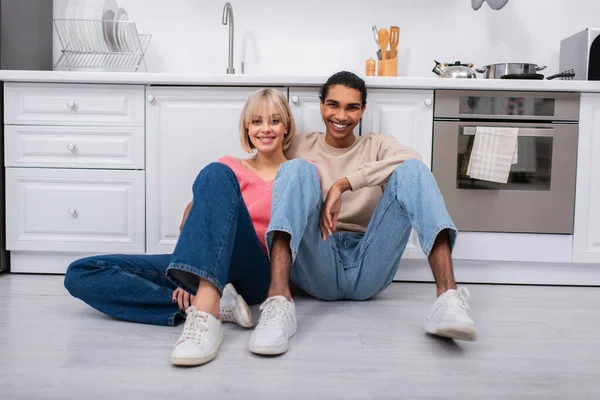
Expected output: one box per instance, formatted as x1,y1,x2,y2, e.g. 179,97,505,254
476,63,547,79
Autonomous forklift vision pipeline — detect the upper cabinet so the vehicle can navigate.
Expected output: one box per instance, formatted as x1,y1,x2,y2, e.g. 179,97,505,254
573,93,600,263
145,86,282,254
360,89,434,168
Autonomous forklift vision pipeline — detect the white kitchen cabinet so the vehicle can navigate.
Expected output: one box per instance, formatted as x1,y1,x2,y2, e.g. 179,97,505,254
4,82,145,127
5,125,144,169
145,86,284,253
362,89,434,260
360,89,434,167
573,93,600,263
3,82,147,273
5,168,145,253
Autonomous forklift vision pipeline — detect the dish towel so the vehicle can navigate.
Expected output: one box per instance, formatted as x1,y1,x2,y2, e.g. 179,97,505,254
466,126,519,183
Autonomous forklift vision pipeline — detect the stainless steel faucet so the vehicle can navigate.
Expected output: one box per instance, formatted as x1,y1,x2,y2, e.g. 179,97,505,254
222,2,235,74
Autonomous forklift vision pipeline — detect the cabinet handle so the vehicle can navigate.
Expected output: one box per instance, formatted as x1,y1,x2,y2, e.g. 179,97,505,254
67,100,76,108
147,94,155,103
424,99,432,107
68,208,77,216
291,96,299,104
67,142,76,152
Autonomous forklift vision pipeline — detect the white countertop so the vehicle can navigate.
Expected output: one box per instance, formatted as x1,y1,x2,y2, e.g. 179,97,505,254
2,70,600,92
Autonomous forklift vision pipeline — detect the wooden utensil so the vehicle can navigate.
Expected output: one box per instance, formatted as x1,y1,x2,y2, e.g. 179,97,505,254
377,28,389,61
390,26,400,58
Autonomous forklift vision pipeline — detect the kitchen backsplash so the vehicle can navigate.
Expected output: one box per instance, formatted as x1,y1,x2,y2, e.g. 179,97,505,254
53,0,600,76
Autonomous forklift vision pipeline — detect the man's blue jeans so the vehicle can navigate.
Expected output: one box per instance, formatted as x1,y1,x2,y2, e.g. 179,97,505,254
265,158,457,301
64,163,271,326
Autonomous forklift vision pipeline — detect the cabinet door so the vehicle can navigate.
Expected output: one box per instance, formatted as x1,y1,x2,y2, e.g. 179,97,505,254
361,89,434,259
360,89,434,167
288,87,359,135
5,168,145,253
145,86,284,254
573,94,600,263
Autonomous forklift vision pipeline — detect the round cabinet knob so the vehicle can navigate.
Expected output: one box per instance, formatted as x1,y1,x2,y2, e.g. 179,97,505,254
67,142,76,152
68,208,77,216
291,96,299,104
424,99,433,107
147,94,155,103
67,100,76,108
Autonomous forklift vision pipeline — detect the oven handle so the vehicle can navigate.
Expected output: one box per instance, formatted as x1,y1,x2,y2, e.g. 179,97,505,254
462,126,554,138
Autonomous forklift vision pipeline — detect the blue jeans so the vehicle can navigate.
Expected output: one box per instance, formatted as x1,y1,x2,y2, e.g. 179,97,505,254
266,158,457,301
64,163,271,326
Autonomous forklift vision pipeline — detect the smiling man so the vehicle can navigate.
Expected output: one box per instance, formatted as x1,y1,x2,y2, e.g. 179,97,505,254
247,71,477,356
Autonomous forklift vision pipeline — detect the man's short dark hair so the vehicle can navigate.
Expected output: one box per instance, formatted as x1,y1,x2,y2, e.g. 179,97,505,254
319,71,367,107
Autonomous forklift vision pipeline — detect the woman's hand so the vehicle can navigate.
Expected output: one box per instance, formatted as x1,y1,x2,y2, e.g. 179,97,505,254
173,287,195,312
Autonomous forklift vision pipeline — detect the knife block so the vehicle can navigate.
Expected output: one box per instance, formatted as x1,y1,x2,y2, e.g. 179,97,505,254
377,51,398,77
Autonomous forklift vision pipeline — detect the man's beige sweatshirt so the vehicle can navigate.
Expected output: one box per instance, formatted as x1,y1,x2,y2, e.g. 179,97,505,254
285,132,422,233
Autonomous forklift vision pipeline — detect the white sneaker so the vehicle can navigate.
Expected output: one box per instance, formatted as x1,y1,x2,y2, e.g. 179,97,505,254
248,296,297,355
220,283,253,328
424,287,477,341
171,306,224,366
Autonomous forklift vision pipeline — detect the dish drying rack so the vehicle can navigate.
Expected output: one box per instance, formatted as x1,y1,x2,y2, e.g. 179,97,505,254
54,19,151,72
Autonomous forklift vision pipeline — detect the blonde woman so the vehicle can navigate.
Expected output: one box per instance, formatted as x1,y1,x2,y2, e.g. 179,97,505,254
64,89,299,366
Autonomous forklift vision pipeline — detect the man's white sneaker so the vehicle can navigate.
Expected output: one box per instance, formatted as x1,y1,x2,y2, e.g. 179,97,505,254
171,306,223,366
248,296,297,355
425,287,477,341
219,283,253,328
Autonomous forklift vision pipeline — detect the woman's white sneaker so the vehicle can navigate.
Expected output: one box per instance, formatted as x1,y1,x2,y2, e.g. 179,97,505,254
220,283,253,328
171,306,224,366
424,287,477,341
248,296,297,355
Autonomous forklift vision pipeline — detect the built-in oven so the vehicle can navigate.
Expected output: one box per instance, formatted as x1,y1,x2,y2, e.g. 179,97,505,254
432,90,580,234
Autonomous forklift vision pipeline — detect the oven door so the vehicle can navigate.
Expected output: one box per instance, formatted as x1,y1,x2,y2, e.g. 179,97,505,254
432,121,578,234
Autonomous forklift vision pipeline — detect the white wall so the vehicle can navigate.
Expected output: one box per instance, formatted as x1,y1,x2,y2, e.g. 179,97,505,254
53,0,600,77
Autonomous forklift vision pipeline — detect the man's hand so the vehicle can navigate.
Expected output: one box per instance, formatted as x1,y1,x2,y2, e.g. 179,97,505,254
173,287,195,312
320,178,352,241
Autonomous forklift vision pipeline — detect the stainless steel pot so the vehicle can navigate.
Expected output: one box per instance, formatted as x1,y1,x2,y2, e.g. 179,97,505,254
475,63,547,79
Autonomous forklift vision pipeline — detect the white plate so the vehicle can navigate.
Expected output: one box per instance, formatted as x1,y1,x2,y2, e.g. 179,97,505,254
102,9,117,51
74,0,88,49
64,0,80,19
113,7,129,52
102,0,119,51
83,1,104,47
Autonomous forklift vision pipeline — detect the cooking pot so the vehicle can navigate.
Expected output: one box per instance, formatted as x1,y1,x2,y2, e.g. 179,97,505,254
476,63,546,79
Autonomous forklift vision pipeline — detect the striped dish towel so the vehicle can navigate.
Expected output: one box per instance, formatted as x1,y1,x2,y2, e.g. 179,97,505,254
466,127,519,184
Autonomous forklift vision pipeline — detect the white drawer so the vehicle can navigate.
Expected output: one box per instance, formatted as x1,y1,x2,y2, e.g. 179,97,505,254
4,82,145,126
4,125,145,169
5,168,145,253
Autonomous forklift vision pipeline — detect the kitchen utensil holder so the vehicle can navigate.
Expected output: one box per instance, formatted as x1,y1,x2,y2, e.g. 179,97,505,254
378,51,398,77
54,19,151,72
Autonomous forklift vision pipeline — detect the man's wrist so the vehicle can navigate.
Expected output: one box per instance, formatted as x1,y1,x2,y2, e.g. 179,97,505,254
335,178,353,193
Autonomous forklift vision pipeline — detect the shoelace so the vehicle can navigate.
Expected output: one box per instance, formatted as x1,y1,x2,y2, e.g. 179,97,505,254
446,287,471,313
179,310,208,344
257,297,288,328
220,307,235,323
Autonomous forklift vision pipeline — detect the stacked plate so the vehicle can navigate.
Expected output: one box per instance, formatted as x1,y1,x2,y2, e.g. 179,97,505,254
64,0,136,52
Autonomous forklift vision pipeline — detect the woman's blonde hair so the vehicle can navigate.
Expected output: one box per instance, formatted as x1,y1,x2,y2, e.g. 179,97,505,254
239,88,296,153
